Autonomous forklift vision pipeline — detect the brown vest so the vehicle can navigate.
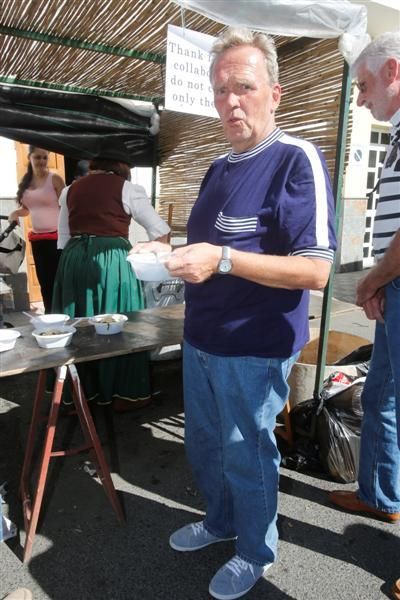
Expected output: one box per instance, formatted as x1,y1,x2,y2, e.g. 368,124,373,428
67,173,130,238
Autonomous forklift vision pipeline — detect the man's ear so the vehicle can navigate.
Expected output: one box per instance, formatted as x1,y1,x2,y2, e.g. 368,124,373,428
383,57,400,83
272,83,282,110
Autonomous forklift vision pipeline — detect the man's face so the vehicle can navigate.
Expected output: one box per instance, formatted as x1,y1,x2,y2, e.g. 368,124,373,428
212,45,281,153
355,61,396,122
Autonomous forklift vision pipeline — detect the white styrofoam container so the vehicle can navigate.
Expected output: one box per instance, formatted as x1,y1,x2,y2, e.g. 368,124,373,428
127,252,171,281
0,329,21,352
89,314,128,335
32,325,76,348
31,314,70,329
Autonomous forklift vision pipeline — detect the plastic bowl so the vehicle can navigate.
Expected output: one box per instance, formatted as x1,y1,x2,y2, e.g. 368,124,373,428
31,313,70,329
127,252,171,282
0,329,21,352
32,325,76,349
89,314,128,335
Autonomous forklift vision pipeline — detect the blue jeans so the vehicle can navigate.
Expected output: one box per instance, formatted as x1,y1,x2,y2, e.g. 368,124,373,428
358,277,400,513
182,341,298,566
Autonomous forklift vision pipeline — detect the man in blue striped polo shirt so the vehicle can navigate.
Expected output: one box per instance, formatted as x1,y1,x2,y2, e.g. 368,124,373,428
133,26,336,599
328,31,400,600
166,27,336,599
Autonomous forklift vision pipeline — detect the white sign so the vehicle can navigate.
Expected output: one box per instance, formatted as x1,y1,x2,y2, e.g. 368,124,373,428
165,25,218,118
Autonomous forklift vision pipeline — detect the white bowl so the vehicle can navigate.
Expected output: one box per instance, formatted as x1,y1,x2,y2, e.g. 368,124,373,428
127,252,171,282
0,329,21,352
32,325,76,349
89,314,128,335
31,313,70,329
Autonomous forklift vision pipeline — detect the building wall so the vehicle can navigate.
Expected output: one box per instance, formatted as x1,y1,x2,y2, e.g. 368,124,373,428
0,138,17,199
340,91,391,272
0,138,29,310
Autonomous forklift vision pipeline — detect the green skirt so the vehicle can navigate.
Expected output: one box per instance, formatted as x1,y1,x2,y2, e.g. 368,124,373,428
52,235,150,404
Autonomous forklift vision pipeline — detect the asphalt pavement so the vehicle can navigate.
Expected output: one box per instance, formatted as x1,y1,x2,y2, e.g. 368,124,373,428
0,271,398,600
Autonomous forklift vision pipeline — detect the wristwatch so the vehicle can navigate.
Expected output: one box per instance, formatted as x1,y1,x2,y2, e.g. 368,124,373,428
217,246,233,274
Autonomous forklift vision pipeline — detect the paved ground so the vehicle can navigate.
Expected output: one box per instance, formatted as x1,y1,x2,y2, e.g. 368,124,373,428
1,271,398,600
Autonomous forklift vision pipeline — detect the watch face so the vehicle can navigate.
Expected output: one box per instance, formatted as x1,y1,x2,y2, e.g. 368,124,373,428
219,258,232,273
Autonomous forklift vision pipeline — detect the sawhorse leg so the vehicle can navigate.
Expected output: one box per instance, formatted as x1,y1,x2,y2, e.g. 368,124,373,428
20,364,124,563
68,364,124,524
20,366,67,562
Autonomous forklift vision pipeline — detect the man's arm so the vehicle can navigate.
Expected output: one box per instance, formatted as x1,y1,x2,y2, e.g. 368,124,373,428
356,229,400,306
167,242,332,290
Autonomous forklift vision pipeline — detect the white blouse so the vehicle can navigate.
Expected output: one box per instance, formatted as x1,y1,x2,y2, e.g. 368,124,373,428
57,179,170,249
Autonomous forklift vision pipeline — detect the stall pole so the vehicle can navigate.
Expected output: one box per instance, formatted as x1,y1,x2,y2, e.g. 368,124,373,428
313,61,352,400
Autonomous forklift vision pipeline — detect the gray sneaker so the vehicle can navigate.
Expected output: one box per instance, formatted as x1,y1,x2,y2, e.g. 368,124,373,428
209,555,272,600
169,521,235,552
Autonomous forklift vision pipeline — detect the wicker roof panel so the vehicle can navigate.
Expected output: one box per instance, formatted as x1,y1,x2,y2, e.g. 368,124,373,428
0,34,164,98
0,0,226,98
1,1,348,236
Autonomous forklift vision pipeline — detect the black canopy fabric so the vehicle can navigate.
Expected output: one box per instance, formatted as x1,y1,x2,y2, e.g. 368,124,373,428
0,85,157,167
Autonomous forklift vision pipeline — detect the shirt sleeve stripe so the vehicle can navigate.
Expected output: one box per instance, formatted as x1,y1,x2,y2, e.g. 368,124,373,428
289,247,334,262
279,134,329,248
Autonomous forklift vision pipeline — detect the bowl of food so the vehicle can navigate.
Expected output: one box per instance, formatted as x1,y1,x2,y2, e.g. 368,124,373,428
31,313,70,329
89,314,128,335
127,252,171,282
0,329,21,352
32,325,76,349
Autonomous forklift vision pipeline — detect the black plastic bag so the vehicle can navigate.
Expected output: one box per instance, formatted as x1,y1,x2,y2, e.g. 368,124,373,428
333,343,372,374
283,368,367,482
281,399,325,473
317,378,364,483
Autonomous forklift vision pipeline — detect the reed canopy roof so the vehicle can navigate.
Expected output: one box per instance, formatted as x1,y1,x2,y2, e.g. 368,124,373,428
0,0,349,233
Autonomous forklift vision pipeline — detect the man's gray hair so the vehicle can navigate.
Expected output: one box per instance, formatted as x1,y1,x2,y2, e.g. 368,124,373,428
210,27,279,84
352,31,400,76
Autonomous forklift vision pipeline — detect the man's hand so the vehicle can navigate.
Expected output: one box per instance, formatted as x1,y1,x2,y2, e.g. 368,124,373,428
361,287,385,322
356,271,380,306
166,243,221,283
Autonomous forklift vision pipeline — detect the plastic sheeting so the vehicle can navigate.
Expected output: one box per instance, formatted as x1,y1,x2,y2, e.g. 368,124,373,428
0,85,158,167
173,0,370,64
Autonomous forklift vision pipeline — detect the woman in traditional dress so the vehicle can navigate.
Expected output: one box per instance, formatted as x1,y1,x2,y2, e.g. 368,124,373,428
52,143,170,410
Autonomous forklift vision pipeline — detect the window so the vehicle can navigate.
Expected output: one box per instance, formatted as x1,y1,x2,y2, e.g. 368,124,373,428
368,150,377,168
367,172,375,189
370,131,379,143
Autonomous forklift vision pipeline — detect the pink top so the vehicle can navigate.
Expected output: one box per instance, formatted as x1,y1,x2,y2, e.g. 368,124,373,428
21,173,59,233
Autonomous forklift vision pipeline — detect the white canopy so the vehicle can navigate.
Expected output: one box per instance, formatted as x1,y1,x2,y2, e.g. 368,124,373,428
173,0,371,63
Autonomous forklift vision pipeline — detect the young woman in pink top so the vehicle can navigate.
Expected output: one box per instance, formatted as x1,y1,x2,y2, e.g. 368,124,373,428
9,146,65,312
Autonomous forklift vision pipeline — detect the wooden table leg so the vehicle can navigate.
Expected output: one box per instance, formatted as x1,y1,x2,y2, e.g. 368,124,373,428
68,364,125,524
20,363,124,563
19,369,47,507
21,365,66,563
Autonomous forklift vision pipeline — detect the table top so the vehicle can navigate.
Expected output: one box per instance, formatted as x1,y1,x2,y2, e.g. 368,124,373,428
0,304,185,378
0,291,355,378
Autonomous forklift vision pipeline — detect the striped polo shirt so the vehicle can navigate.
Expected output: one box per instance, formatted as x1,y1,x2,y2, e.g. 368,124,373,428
372,107,400,259
184,128,337,358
